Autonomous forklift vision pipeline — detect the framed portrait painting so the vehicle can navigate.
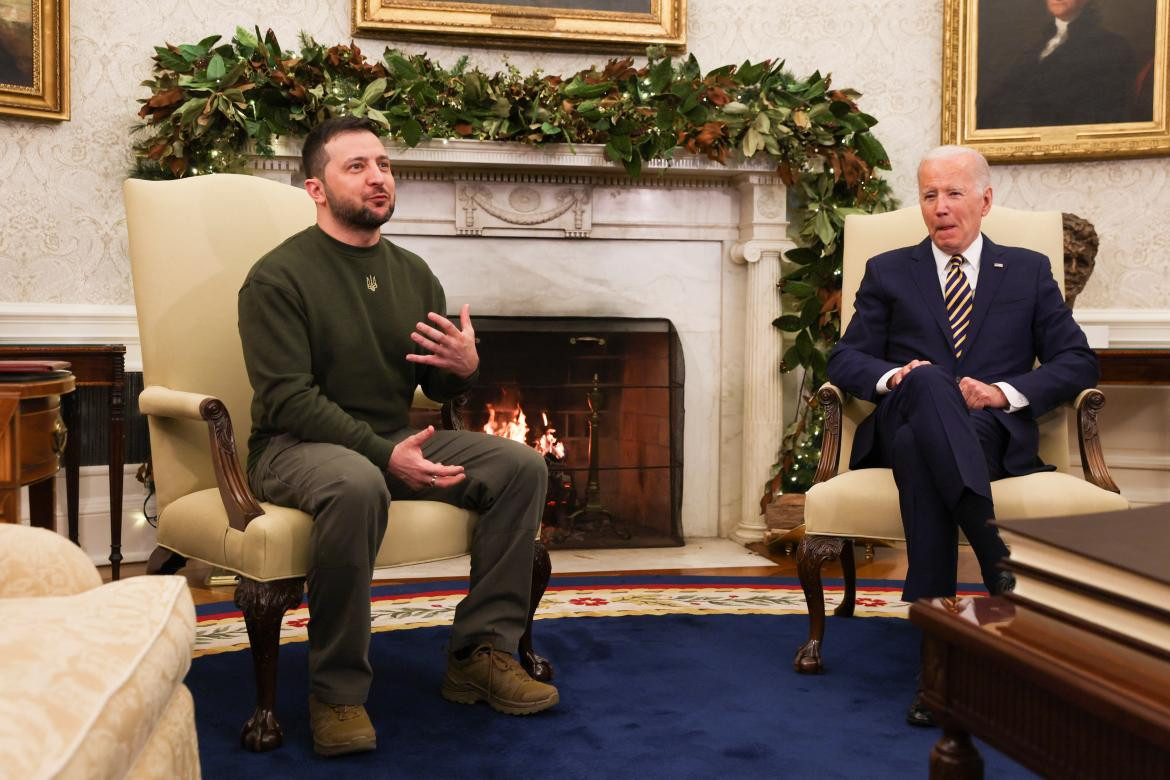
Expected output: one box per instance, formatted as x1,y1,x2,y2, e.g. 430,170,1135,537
352,0,686,53
0,0,67,120
942,0,1168,162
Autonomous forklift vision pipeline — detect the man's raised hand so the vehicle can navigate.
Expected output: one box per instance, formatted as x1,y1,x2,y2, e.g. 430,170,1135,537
405,303,479,379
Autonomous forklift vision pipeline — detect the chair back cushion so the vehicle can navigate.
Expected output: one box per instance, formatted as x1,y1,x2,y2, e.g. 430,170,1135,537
124,174,315,510
837,205,1070,472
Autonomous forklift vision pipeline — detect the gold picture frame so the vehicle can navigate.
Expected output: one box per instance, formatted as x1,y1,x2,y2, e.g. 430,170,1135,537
942,0,1167,162
353,0,686,53
0,0,68,120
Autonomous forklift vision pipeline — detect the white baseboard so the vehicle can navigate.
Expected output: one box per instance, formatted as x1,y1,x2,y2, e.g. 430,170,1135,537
19,464,155,568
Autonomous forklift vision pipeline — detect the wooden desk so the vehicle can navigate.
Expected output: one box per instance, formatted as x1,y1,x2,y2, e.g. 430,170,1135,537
1097,349,1170,385
911,596,1170,779
0,373,75,524
0,345,126,579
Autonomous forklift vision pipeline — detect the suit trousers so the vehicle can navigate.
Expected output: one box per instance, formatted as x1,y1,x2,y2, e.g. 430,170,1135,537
248,429,548,705
872,365,1011,601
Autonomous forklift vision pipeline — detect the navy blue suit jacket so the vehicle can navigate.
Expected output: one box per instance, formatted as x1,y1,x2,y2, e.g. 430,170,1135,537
827,235,1098,476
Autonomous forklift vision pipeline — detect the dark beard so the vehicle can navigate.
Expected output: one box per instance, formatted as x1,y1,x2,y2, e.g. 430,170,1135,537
325,191,394,230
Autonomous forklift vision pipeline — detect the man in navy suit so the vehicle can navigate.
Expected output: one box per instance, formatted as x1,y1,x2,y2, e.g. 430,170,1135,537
828,145,1097,595
829,145,1097,725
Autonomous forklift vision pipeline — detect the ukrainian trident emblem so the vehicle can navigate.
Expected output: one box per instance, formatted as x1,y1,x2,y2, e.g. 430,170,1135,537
366,275,378,293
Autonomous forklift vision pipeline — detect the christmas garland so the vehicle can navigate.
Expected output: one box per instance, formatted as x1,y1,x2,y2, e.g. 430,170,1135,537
131,27,898,505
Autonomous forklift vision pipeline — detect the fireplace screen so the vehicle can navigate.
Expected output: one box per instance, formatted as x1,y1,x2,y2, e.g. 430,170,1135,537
438,317,683,549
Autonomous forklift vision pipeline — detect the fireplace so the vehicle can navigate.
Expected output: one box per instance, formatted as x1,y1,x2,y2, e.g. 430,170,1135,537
253,138,792,545
461,317,683,548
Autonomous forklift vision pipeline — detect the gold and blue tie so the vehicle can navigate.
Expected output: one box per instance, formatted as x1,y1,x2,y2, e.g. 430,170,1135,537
945,255,973,359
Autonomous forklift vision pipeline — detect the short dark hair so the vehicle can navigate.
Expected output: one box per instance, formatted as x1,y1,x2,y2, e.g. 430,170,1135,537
302,116,380,180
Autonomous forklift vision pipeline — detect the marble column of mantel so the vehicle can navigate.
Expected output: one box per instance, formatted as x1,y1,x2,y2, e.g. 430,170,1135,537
248,138,789,544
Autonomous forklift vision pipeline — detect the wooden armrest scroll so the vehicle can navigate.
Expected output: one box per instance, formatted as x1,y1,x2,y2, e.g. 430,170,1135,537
1074,388,1120,494
139,385,265,531
199,398,265,531
811,383,845,485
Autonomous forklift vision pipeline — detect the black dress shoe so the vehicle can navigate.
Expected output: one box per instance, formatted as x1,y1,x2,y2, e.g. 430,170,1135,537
906,689,935,727
989,571,1016,596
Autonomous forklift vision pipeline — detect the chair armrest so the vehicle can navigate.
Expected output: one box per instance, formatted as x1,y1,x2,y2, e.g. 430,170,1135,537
1075,388,1121,494
139,385,265,531
811,383,845,485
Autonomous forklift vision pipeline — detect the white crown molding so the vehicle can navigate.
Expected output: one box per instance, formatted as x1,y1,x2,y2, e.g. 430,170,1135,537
0,302,142,371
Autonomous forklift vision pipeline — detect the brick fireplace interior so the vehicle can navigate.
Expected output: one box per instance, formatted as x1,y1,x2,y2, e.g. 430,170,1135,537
453,316,683,549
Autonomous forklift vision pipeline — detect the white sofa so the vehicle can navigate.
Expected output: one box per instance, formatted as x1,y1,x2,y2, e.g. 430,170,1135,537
0,525,200,779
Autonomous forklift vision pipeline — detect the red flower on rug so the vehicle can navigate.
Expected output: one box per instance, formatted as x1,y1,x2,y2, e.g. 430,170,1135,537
568,597,609,606
854,597,888,607
285,617,310,628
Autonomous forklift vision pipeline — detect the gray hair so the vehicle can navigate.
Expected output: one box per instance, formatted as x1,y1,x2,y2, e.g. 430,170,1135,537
919,145,991,191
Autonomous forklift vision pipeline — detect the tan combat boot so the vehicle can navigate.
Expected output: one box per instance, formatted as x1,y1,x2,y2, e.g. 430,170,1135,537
308,694,377,756
441,644,559,715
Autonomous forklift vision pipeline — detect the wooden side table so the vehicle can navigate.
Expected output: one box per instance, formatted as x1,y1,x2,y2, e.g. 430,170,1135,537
0,345,127,579
0,372,75,525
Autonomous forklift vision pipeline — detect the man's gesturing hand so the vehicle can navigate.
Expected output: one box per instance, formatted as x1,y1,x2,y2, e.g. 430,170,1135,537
958,377,1008,410
888,359,932,390
405,303,479,379
388,426,466,490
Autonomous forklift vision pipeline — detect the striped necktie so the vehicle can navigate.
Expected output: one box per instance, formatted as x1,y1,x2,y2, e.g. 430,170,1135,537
945,255,973,359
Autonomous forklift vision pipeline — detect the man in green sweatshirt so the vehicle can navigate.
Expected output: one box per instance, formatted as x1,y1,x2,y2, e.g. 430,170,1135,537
238,116,558,757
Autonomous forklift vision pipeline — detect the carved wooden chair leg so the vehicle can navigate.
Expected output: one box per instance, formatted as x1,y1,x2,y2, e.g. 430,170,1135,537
794,534,847,674
145,545,187,575
234,576,305,752
519,538,554,682
834,539,857,617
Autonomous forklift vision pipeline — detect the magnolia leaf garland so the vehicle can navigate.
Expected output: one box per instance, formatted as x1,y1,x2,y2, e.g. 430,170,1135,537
132,27,898,500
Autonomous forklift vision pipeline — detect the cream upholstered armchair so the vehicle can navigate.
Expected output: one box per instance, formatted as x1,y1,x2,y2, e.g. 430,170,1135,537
0,525,199,779
793,205,1129,674
124,173,552,752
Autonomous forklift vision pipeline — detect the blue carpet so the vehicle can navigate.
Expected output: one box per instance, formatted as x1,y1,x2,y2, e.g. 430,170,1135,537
188,581,1035,778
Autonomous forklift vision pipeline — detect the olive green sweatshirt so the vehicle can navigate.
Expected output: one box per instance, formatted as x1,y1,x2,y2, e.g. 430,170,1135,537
238,225,476,474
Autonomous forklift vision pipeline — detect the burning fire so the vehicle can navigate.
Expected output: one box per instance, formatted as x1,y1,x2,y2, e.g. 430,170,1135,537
482,403,528,443
535,412,566,459
484,406,564,460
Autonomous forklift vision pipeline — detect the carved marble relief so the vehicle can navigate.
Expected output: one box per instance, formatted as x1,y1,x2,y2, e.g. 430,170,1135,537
456,182,592,237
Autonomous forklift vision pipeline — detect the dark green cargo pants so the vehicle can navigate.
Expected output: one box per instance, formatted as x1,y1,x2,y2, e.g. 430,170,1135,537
249,429,547,705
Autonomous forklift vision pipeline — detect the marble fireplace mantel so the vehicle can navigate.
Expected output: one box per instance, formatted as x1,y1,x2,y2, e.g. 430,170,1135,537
250,138,794,544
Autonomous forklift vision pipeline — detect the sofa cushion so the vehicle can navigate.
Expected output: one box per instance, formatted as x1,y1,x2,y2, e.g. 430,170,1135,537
0,576,195,780
157,488,477,581
805,469,1130,539
0,525,101,597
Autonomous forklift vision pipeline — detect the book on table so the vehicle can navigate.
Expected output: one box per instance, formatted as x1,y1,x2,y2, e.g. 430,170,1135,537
0,360,72,382
995,504,1170,656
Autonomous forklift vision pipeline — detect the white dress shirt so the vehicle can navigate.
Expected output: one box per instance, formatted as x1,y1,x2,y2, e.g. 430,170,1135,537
875,235,1029,411
1038,18,1070,61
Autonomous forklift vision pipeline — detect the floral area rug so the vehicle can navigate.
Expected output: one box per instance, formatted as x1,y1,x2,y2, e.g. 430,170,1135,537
194,574,987,657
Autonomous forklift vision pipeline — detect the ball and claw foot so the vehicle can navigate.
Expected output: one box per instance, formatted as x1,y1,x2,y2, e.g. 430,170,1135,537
522,651,555,683
240,707,284,752
794,640,824,674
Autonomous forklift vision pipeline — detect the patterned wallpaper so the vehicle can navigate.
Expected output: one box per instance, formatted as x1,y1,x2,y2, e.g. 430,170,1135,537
0,0,1165,308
